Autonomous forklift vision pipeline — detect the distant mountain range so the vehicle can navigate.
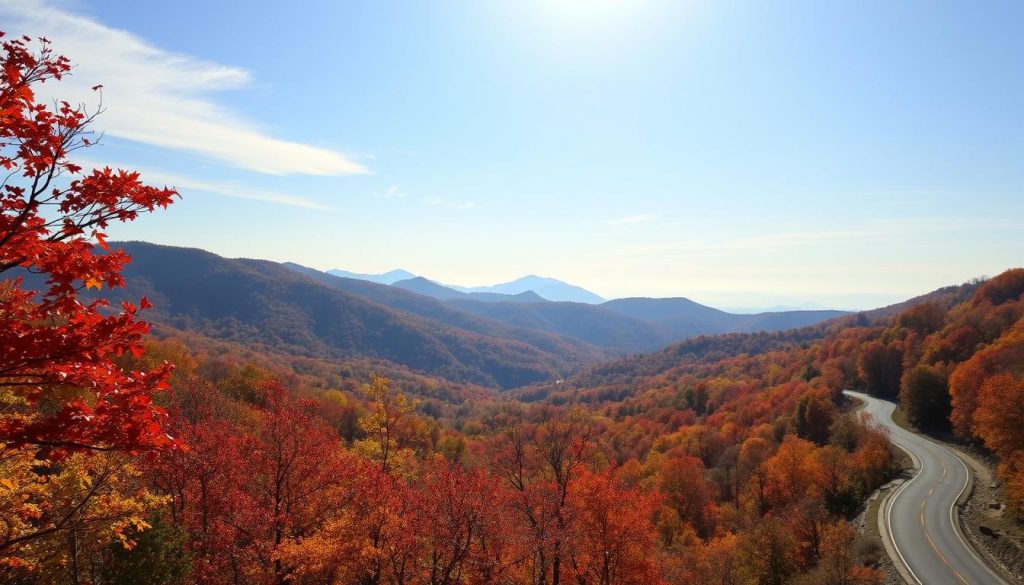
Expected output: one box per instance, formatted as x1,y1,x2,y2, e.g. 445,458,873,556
327,269,605,304
601,297,847,338
723,302,836,314
392,277,547,303
326,268,415,285
92,242,852,390
303,265,847,347
523,276,985,404
449,275,606,304
109,243,607,389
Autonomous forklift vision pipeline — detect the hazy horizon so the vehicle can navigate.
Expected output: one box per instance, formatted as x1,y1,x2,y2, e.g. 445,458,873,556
158,242,984,312
3,0,1021,309
303,265,987,312
315,263,930,311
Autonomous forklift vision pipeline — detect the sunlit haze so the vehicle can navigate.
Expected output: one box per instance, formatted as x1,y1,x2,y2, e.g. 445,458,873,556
3,0,1021,309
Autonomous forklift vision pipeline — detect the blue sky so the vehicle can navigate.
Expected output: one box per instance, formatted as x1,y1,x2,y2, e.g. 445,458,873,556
3,0,1022,309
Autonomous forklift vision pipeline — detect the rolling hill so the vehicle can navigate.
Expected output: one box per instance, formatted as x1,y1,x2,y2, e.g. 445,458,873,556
601,297,849,337
446,298,676,351
515,275,993,404
283,265,849,353
108,242,607,389
447,296,849,352
88,243,858,389
281,263,612,363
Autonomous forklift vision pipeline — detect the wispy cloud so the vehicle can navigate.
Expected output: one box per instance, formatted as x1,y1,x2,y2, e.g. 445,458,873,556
600,214,658,225
160,175,332,211
74,158,331,210
377,185,406,199
421,196,475,210
0,0,369,176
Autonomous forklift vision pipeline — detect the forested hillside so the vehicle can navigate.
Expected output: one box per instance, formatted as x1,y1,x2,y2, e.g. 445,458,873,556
106,242,610,388
1,316,897,585
521,269,1024,516
601,297,848,338
446,296,676,350
93,242,850,384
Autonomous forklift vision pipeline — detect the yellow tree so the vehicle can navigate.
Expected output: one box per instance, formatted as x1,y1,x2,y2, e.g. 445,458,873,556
0,450,164,581
354,375,418,476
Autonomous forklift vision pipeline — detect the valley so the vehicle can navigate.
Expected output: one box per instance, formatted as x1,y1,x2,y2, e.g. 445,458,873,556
108,241,849,389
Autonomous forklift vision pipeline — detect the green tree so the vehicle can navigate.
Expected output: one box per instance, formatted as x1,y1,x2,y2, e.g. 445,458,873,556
99,518,192,585
856,341,902,397
899,364,951,430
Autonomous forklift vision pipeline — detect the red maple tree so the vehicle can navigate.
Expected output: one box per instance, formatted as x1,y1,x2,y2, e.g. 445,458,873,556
0,33,179,458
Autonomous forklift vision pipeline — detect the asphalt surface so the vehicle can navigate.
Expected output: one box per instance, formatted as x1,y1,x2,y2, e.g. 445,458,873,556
844,391,1008,585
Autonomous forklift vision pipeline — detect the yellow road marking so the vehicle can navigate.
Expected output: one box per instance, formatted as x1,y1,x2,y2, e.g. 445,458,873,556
921,490,971,585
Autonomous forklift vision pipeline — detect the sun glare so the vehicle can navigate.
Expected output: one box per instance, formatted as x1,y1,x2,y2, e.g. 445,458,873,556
540,0,658,35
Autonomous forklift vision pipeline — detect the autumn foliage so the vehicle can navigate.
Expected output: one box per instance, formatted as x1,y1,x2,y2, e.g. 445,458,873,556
0,31,181,576
0,32,178,458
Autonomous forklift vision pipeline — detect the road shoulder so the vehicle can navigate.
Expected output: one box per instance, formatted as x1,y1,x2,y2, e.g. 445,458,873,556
945,445,1024,584
872,477,915,585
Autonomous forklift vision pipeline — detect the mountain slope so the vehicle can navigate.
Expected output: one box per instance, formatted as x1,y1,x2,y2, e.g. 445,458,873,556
282,263,611,365
602,297,848,337
100,244,851,385
739,309,850,332
517,274,1012,408
443,296,847,353
601,297,727,337
856,280,982,323
391,276,465,300
289,267,678,353
446,299,675,351
110,242,600,389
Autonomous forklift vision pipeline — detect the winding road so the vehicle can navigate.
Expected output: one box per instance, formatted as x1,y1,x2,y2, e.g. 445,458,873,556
844,391,1009,585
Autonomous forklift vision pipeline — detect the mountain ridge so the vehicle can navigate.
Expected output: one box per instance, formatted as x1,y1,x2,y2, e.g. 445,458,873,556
90,242,857,389
451,274,606,304
326,268,415,285
391,276,548,303
601,296,849,337
323,268,605,304
108,242,607,389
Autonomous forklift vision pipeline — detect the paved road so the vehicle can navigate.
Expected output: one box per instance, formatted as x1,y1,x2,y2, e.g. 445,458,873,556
844,391,1009,585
